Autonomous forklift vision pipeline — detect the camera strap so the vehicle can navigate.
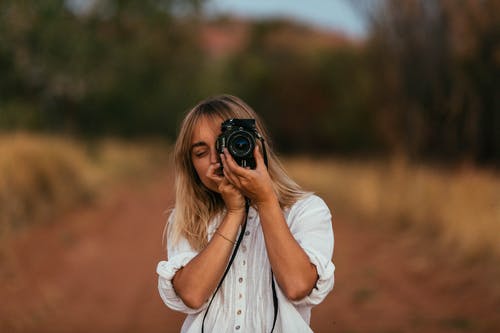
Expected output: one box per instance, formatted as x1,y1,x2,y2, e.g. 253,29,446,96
258,136,279,333
201,137,278,333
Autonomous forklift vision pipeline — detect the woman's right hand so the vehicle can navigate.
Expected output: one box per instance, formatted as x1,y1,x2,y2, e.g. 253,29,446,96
206,162,246,215
171,162,247,310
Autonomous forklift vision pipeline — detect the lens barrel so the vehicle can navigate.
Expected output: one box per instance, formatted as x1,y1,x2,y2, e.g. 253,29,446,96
228,131,254,158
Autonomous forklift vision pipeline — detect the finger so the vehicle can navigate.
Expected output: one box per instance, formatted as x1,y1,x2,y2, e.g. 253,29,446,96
254,144,266,171
206,162,223,182
217,177,230,192
220,153,241,187
223,148,250,177
218,178,238,196
206,162,222,177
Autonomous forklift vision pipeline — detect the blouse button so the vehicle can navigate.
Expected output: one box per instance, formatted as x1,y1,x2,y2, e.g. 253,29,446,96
242,260,246,266
238,277,243,283
237,309,242,315
241,245,247,252
244,231,250,236
235,325,240,330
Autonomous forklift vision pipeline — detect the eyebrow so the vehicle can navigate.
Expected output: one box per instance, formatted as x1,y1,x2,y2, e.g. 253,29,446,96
190,141,208,151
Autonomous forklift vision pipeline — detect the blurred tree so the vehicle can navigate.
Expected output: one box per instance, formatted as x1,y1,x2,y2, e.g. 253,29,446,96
215,19,376,155
7,0,497,163
353,0,500,163
0,0,205,138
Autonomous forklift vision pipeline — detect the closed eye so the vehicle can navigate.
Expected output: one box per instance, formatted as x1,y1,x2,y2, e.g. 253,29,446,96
194,150,208,158
191,141,209,158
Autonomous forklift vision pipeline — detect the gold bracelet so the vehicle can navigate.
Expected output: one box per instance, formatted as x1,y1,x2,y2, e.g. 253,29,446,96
215,230,235,244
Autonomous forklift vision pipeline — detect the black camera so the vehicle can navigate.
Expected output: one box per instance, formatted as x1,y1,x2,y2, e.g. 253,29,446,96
216,118,258,169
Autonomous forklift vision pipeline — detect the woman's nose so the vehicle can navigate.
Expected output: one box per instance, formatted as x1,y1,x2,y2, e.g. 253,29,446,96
210,148,218,164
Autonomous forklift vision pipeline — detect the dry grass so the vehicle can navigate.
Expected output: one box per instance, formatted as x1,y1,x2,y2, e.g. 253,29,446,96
0,132,170,237
0,133,96,231
2,132,498,261
85,136,171,183
285,156,500,259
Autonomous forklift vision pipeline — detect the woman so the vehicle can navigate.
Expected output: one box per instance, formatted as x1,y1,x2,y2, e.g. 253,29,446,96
157,95,334,332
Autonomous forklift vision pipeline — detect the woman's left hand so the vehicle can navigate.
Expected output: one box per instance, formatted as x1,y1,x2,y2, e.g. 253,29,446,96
220,145,277,205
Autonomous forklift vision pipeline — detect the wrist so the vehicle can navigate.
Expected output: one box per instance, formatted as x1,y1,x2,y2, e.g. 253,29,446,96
255,192,279,210
221,209,246,229
225,208,246,222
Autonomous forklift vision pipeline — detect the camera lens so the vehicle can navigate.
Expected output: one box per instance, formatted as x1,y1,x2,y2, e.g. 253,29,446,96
228,133,254,157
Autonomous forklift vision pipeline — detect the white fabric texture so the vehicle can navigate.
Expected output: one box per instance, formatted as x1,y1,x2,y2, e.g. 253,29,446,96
156,194,335,333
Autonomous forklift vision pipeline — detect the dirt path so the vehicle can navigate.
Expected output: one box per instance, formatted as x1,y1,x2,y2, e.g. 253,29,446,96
0,169,498,333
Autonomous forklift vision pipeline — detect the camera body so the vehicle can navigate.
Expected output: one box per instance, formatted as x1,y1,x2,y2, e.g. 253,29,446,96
216,118,258,169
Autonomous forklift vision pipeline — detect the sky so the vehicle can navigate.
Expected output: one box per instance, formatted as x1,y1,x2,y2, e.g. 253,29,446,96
204,0,367,37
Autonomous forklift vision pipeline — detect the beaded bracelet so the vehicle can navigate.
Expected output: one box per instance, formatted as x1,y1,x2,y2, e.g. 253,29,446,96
215,230,236,244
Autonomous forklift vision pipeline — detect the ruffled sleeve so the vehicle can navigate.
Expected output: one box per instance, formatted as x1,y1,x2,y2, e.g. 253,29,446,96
287,195,335,306
156,212,207,314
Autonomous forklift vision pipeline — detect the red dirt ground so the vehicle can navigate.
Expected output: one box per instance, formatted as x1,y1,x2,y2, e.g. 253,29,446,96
1,169,499,333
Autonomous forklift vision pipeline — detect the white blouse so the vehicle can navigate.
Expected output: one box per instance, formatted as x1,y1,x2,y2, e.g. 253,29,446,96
156,194,335,333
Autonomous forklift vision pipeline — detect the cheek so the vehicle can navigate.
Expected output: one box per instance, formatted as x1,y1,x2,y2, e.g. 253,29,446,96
192,158,219,192
192,158,212,186
192,159,206,179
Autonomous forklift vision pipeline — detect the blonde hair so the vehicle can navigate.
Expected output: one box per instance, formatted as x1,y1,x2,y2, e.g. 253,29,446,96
168,95,309,251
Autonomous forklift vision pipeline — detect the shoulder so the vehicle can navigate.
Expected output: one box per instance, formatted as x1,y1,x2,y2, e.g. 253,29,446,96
285,194,333,240
290,193,330,214
286,194,332,225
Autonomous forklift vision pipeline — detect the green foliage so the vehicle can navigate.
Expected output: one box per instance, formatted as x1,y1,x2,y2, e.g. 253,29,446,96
0,0,204,138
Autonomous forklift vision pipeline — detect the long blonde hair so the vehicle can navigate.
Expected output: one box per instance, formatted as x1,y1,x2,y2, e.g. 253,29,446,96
168,95,308,251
